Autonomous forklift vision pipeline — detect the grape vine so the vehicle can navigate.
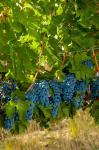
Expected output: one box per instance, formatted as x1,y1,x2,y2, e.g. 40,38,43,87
0,0,99,132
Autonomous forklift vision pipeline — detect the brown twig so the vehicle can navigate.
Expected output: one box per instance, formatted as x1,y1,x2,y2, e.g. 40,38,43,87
26,71,38,92
61,51,69,68
92,49,99,73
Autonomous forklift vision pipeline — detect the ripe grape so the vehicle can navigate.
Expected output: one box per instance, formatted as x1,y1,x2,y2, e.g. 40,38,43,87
0,79,18,103
82,59,93,69
26,80,50,106
4,116,14,129
62,73,77,103
14,111,19,121
49,80,62,117
90,78,99,99
73,81,87,108
25,104,35,120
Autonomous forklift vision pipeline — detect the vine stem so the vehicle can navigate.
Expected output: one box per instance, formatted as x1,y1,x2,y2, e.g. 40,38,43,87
61,51,67,67
27,38,45,92
92,49,99,74
26,71,38,92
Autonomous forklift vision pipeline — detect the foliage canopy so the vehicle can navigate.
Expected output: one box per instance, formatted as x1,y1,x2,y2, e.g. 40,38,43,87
0,0,99,81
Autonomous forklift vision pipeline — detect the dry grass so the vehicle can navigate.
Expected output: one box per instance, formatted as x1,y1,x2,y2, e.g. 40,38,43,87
0,109,99,150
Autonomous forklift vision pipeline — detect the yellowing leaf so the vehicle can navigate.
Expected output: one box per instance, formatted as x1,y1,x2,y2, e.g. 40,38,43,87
56,5,63,15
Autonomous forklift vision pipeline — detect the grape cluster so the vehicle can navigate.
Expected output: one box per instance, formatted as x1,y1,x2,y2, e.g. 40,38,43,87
38,80,49,106
25,104,35,120
26,80,62,117
90,78,99,99
0,79,19,130
26,80,49,106
1,74,98,130
49,80,62,117
25,74,98,118
0,79,17,103
61,74,77,104
73,81,87,108
82,59,94,69
14,108,19,121
4,116,14,130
